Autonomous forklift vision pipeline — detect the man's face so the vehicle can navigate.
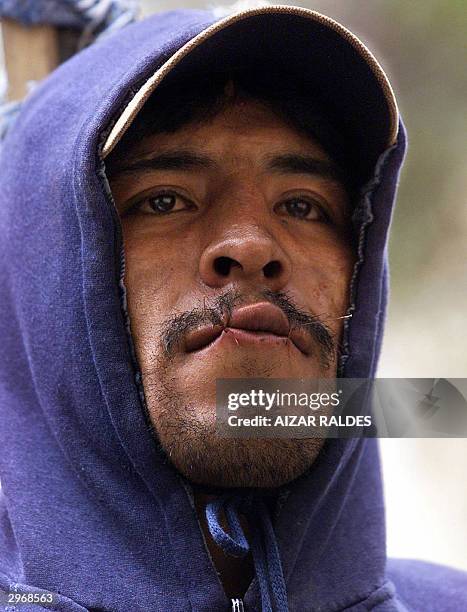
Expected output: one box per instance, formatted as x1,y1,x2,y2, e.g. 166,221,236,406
108,98,355,488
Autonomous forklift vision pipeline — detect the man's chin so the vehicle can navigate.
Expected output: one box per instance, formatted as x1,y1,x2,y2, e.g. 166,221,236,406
143,345,334,488
152,406,324,488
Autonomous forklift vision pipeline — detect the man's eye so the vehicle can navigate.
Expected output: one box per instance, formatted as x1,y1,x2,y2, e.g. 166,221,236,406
134,191,194,215
276,197,327,221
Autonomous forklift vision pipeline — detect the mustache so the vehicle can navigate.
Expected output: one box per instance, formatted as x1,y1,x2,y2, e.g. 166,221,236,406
160,289,337,366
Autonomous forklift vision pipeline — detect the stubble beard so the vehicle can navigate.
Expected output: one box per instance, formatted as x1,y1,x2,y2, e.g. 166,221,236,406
142,364,326,489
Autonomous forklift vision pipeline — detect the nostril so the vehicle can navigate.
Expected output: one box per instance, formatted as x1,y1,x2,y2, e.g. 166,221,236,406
263,260,282,278
214,256,241,277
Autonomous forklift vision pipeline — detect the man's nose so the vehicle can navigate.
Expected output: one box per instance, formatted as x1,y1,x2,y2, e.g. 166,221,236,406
199,227,292,290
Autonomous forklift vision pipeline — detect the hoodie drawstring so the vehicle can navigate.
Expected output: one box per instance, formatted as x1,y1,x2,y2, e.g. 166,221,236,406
206,493,289,612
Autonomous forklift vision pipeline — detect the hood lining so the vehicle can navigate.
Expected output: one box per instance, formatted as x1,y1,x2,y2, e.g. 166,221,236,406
338,140,399,376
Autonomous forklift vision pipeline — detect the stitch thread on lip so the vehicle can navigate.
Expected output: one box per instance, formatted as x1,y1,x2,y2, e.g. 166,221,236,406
224,328,240,346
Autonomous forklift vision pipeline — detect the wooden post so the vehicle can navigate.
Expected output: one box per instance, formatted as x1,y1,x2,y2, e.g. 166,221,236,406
1,18,59,101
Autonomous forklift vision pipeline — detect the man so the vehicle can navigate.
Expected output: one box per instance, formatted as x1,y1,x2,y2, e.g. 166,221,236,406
0,4,466,611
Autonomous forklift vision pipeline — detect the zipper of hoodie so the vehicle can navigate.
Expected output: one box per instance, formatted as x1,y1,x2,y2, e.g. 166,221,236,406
231,598,245,612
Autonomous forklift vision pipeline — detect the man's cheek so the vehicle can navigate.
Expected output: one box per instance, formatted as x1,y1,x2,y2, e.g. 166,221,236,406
123,231,183,295
121,262,174,367
296,257,354,338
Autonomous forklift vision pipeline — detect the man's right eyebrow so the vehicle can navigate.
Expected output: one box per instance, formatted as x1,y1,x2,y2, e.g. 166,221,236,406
264,153,347,186
107,150,216,177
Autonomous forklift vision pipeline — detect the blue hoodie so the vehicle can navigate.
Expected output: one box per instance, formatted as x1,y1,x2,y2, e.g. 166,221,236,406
0,6,466,612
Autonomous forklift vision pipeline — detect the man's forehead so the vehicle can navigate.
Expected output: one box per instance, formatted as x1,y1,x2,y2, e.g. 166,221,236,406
125,100,331,158
106,97,351,197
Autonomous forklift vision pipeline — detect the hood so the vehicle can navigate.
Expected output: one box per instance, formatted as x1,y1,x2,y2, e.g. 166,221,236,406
0,6,407,611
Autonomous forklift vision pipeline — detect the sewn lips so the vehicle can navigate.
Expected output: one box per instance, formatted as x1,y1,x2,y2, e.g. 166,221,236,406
184,302,311,356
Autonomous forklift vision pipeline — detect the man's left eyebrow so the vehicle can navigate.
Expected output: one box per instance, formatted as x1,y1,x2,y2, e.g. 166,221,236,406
107,150,216,177
264,154,346,185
